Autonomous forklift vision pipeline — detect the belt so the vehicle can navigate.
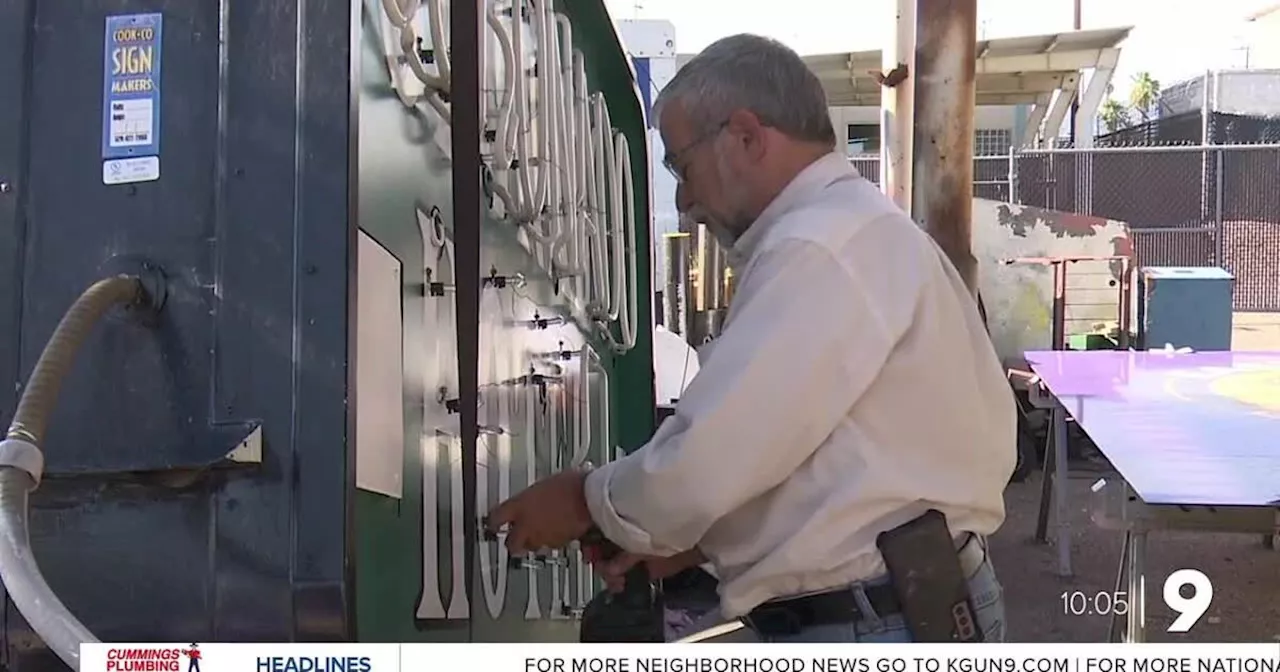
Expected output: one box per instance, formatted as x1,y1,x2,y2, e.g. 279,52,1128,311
743,534,987,637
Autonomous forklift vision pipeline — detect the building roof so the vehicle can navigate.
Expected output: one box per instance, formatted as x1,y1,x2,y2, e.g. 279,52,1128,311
676,26,1132,107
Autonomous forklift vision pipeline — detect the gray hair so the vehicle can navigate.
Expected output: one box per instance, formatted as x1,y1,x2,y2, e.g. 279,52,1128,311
653,34,836,147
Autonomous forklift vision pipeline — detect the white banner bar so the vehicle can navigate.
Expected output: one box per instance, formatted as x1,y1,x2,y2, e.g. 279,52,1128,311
81,643,1280,672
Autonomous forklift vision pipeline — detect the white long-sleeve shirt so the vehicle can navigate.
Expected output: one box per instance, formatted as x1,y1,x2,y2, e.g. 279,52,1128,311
584,151,1017,619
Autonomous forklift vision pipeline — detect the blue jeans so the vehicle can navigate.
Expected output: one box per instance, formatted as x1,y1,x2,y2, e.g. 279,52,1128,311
759,551,1006,643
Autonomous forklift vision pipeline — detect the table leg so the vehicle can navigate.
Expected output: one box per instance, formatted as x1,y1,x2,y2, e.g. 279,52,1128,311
1108,531,1130,643
1052,406,1072,577
1034,410,1056,544
1125,530,1148,643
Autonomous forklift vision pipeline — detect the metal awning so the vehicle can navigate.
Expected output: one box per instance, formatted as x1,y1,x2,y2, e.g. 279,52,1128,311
675,26,1132,108
803,26,1132,107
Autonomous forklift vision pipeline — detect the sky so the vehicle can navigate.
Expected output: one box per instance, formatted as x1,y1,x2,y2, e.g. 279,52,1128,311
604,0,1276,99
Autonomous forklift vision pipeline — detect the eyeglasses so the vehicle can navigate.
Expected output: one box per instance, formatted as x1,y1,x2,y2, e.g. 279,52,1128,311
662,121,729,183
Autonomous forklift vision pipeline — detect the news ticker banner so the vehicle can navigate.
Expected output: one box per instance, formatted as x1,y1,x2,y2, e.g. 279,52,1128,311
84,643,1280,672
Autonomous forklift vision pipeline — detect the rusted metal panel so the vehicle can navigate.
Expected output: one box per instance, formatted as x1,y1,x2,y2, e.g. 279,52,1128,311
977,200,1134,362
912,0,979,296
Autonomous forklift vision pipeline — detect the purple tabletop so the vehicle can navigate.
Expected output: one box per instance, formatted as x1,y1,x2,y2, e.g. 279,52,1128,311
1025,350,1280,507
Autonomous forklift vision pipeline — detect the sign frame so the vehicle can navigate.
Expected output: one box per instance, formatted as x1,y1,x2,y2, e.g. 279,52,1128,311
101,12,163,183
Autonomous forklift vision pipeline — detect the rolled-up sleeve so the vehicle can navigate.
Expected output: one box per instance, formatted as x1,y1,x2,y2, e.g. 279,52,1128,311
584,234,916,556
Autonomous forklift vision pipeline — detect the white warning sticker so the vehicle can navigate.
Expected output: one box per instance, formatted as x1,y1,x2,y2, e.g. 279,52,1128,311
103,156,160,185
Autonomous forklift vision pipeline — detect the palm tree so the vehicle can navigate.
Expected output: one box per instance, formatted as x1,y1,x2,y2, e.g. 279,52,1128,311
1129,72,1161,123
1099,98,1130,133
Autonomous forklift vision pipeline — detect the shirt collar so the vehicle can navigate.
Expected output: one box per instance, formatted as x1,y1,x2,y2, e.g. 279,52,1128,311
732,151,860,263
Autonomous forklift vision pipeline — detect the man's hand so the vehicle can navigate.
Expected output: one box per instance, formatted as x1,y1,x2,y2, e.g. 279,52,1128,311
485,469,594,555
587,548,707,593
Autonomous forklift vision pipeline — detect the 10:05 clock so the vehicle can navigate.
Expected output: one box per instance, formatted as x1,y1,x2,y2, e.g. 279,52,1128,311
1060,590,1130,616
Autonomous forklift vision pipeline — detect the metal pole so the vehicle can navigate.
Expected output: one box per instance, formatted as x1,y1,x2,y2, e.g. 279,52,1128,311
881,0,916,213
1052,261,1067,350
1201,69,1212,144
1125,531,1148,642
1007,146,1017,203
1201,70,1213,230
912,0,979,297
1068,0,1081,145
705,235,724,312
1215,148,1225,265
702,227,726,340
662,233,690,338
690,225,714,345
449,0,483,636
1052,405,1072,577
1117,257,1132,348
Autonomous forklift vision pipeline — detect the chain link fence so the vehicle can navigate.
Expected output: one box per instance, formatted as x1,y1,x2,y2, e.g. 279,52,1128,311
849,144,1280,311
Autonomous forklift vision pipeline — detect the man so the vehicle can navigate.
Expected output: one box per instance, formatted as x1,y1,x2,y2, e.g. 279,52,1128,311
486,33,1016,643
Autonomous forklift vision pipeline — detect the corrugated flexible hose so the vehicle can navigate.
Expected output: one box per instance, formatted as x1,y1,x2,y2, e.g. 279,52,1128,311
8,276,143,446
0,275,145,671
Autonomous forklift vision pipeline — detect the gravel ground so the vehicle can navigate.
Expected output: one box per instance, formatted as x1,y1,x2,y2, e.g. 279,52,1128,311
994,469,1280,642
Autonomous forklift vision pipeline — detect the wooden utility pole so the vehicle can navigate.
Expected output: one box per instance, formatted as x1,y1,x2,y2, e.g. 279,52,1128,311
912,0,980,298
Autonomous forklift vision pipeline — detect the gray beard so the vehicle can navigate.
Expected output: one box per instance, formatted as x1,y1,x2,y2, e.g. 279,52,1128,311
706,222,740,261
679,213,745,269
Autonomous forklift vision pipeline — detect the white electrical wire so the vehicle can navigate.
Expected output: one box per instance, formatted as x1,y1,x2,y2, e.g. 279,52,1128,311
484,6,519,217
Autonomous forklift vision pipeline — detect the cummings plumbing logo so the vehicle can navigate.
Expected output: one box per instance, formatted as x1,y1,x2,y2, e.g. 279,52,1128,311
101,643,377,672
105,645,198,672
183,644,202,672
